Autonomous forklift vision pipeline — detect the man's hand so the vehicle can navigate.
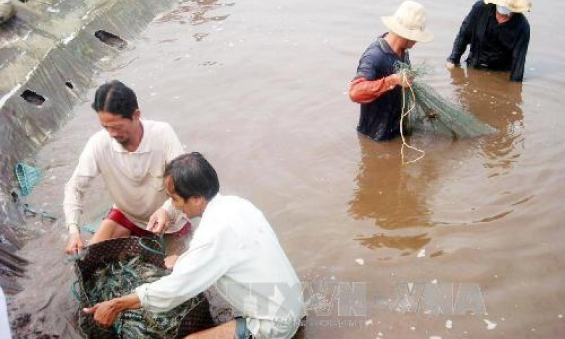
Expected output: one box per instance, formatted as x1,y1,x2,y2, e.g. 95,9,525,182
66,233,84,255
445,61,458,69
83,300,122,328
83,294,141,327
390,72,413,88
164,255,180,270
147,208,170,234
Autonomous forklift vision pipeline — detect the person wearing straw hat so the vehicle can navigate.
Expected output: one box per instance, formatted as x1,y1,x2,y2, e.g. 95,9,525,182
446,0,531,82
349,1,433,141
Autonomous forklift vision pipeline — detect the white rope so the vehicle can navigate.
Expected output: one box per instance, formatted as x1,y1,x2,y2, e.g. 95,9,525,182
399,71,425,164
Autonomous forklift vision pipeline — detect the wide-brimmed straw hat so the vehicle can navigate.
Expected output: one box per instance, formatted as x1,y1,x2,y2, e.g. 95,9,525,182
484,0,532,13
381,1,434,43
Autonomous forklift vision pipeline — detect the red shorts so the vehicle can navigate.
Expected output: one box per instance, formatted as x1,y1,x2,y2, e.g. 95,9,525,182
105,208,191,238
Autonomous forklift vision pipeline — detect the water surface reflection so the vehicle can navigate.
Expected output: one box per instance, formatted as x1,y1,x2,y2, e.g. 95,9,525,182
348,135,436,254
449,67,525,173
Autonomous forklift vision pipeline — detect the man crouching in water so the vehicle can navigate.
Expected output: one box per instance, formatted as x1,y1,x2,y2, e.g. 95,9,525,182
84,152,305,339
63,80,190,254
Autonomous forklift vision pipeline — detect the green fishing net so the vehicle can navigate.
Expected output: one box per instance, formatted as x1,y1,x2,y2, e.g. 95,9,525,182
396,63,497,138
75,237,213,339
84,257,195,339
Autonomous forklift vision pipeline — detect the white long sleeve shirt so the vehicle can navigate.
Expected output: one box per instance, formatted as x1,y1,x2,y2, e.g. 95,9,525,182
136,194,305,339
0,287,10,339
63,120,184,233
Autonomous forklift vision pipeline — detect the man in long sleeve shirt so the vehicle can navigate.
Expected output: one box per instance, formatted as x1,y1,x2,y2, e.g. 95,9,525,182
349,1,433,141
84,152,305,339
446,0,531,82
64,80,188,254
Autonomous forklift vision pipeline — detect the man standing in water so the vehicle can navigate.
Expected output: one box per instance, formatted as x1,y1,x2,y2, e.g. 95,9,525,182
64,80,189,254
84,152,305,339
349,1,433,141
446,0,531,82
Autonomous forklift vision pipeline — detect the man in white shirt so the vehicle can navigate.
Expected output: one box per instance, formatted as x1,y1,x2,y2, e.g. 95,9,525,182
84,152,305,339
64,80,189,254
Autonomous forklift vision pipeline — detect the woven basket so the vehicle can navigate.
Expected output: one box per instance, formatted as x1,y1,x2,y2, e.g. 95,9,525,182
75,237,214,339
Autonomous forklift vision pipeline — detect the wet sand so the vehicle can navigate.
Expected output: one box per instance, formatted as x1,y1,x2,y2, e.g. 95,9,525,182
7,0,565,338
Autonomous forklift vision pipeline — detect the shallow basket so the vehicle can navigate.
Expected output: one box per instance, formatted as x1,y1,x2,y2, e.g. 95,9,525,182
75,236,214,339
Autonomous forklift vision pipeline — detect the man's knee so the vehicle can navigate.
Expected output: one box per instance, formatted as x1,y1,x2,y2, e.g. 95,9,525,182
183,320,237,339
90,219,130,244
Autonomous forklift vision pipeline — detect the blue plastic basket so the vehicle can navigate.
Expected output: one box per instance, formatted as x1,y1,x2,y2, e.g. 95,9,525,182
15,163,43,197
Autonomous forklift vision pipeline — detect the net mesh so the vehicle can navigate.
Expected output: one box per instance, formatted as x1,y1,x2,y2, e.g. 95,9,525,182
397,62,497,139
75,237,214,339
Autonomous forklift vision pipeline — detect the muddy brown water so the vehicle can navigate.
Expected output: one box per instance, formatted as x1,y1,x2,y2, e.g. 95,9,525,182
7,0,565,338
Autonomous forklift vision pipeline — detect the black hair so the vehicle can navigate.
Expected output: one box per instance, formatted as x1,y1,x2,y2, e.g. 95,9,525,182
91,80,139,119
165,152,220,201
